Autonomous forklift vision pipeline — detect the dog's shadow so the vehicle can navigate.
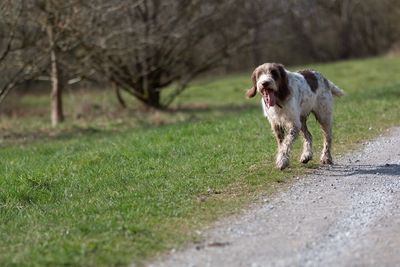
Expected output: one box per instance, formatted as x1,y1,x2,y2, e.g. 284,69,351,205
316,163,400,177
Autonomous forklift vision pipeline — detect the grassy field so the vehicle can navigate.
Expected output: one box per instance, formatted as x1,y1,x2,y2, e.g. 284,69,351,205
0,56,400,266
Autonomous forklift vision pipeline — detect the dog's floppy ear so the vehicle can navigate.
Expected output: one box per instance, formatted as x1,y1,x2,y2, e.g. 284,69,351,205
276,64,290,101
277,64,287,89
245,69,257,98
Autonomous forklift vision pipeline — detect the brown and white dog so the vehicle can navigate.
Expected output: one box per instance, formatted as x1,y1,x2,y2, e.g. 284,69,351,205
246,63,344,170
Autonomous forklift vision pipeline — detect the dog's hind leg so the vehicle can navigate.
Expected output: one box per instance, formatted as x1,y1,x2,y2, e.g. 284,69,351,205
313,109,333,165
300,116,313,164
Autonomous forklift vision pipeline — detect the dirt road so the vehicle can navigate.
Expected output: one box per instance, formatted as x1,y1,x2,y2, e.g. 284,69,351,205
149,128,400,267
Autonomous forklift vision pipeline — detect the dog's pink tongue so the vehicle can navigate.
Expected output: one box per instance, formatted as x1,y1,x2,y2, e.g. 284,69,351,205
264,90,276,107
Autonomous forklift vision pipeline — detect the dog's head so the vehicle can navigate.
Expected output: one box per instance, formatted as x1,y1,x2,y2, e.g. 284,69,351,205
245,63,289,107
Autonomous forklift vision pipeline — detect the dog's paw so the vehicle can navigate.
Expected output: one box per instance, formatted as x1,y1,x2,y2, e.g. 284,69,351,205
276,154,289,170
300,152,313,164
320,156,333,165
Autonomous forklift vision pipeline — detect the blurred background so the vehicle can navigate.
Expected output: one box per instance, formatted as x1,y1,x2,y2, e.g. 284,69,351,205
1,0,399,133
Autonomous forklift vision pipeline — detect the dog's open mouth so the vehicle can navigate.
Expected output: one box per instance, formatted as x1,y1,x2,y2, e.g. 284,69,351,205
262,89,276,107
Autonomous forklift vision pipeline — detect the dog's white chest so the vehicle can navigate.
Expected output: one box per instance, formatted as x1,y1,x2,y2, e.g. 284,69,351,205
262,99,299,127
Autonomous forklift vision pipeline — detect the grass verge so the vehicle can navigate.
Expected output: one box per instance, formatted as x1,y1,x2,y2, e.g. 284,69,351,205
0,56,400,266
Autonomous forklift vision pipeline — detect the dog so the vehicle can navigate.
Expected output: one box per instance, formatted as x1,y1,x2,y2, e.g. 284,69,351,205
246,63,344,170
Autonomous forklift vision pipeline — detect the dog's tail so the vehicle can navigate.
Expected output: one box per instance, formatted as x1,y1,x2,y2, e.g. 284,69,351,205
314,71,345,97
326,78,345,97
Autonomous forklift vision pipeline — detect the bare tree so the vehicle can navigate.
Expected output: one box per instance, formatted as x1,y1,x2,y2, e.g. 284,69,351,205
78,0,250,109
32,0,79,126
0,1,44,103
1,0,82,126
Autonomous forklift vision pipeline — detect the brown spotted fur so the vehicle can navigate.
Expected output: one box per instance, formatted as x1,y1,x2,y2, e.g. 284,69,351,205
298,69,318,92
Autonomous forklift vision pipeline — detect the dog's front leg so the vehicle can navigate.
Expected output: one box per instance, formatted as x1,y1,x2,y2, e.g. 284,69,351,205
272,124,285,149
276,125,299,170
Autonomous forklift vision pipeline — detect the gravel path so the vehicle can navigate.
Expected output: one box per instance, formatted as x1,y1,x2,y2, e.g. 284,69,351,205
149,128,400,267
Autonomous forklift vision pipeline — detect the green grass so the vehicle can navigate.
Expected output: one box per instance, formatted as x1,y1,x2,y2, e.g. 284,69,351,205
1,56,400,266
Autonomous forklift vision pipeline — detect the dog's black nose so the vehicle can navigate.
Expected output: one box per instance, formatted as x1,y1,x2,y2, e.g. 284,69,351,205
262,81,271,87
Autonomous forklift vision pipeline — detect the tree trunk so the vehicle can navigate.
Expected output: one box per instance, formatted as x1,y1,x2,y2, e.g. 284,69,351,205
47,24,64,127
113,81,127,108
339,0,352,59
251,3,262,66
146,89,161,109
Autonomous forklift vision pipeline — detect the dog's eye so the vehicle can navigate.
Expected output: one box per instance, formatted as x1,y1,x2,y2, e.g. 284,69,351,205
271,69,279,79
